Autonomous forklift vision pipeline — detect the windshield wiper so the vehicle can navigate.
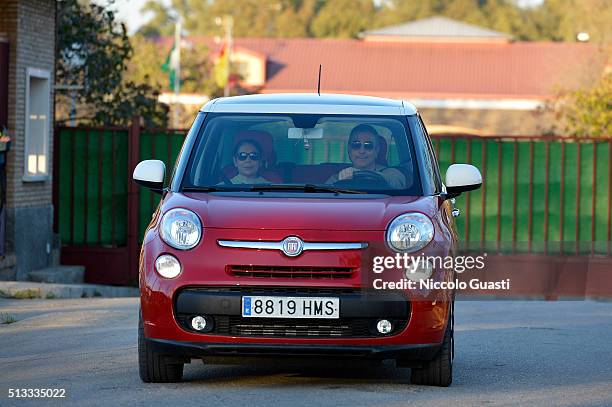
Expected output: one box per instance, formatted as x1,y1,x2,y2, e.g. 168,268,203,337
182,186,234,192
249,184,365,194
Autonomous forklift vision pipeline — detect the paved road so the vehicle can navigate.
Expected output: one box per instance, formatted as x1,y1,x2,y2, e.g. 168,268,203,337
1,298,612,406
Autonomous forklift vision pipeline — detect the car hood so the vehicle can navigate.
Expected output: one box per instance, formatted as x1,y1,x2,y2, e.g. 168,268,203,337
163,192,439,231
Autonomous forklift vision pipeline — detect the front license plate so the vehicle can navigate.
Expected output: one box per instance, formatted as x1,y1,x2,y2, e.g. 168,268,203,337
242,296,340,319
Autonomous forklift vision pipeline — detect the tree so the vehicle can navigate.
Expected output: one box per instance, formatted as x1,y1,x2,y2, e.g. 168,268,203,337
310,0,375,38
136,0,611,42
56,0,168,126
530,0,612,43
139,0,308,38
276,0,320,37
126,34,222,96
543,73,612,137
138,0,176,38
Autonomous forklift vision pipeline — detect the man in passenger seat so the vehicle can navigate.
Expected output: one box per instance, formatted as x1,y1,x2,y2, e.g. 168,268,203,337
325,124,406,189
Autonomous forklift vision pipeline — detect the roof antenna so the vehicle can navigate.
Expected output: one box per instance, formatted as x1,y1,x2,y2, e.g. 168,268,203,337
317,64,322,96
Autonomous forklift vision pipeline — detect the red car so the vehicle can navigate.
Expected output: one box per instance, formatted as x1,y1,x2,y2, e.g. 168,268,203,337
133,94,482,386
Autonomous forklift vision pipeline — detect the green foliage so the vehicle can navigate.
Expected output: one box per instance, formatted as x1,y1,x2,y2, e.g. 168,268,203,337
0,312,17,324
137,0,612,42
532,0,612,43
311,0,375,38
56,0,168,127
11,289,40,299
180,43,223,95
546,73,612,137
91,81,169,127
126,34,223,96
139,0,324,38
275,0,320,37
138,0,176,38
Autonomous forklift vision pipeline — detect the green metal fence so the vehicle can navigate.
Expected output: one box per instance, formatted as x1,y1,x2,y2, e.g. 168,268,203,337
56,127,130,246
433,137,611,255
55,127,612,256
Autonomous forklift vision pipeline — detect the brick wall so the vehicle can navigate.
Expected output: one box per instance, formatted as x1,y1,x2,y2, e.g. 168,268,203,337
0,0,56,279
2,0,55,209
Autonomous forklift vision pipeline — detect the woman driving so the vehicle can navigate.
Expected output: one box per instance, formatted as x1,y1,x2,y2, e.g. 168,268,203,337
326,124,406,189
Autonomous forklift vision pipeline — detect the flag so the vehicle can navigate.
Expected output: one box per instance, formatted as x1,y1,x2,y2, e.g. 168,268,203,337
214,44,229,89
162,41,180,90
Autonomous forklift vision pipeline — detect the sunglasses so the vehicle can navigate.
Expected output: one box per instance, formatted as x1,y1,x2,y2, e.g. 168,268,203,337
349,141,376,151
235,151,261,161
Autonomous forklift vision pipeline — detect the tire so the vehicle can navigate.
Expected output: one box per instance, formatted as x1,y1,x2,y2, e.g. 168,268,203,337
410,306,453,387
138,314,184,383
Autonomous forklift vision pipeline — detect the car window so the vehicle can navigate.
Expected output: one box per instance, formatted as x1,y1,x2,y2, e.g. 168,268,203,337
405,115,439,195
181,113,423,196
418,116,443,193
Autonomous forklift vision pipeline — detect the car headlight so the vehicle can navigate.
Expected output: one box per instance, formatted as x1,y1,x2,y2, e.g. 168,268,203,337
386,213,434,253
160,208,202,250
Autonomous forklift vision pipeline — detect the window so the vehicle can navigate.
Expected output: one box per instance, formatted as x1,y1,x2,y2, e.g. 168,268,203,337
24,68,50,181
418,116,443,193
182,113,422,196
407,115,438,195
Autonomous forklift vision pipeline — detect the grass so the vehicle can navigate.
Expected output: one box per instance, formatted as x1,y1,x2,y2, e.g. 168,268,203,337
0,312,17,324
11,289,41,299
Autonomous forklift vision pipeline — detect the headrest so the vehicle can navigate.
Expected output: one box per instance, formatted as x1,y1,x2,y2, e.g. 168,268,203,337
376,135,388,166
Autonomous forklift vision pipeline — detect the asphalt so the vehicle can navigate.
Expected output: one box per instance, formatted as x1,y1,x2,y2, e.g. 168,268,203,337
1,298,612,406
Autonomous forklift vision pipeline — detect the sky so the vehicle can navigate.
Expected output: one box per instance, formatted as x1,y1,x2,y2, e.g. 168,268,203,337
112,0,546,35
111,0,171,35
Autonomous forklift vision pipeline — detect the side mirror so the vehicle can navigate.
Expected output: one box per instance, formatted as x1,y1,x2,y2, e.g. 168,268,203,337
133,160,166,194
445,164,482,198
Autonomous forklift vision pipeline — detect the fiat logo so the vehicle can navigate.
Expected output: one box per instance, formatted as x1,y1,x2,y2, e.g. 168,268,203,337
281,236,304,257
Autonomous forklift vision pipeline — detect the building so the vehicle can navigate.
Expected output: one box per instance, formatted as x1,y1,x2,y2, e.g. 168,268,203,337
175,16,609,135
0,0,57,280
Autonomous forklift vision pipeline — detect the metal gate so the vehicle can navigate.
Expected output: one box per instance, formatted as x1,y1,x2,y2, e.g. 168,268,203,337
53,118,186,285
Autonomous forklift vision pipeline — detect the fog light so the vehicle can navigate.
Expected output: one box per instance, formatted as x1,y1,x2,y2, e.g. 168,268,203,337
155,254,182,279
405,258,433,282
191,316,207,331
377,319,392,334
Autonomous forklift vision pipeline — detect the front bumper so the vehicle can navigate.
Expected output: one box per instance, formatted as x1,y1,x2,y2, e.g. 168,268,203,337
146,337,441,363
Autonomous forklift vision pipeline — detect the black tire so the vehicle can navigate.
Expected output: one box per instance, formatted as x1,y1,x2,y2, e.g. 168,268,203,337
410,307,453,387
138,314,184,383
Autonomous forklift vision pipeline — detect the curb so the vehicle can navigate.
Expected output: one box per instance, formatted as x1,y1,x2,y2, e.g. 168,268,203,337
0,281,139,299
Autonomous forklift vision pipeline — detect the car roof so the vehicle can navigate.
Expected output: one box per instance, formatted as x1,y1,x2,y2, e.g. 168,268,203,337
200,93,418,116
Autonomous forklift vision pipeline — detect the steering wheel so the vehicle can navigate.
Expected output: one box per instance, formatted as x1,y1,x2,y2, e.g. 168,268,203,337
334,170,391,189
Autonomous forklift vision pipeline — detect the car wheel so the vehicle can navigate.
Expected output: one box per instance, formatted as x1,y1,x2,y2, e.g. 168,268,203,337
138,313,184,383
410,307,453,387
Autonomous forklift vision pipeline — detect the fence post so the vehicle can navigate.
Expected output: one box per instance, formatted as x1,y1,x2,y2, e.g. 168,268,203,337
127,116,141,285
52,126,59,234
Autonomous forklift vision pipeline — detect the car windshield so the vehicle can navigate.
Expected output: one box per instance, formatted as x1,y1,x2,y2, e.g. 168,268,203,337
181,113,422,196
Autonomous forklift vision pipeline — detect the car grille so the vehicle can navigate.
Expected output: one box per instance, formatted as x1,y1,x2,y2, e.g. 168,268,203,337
227,265,354,279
